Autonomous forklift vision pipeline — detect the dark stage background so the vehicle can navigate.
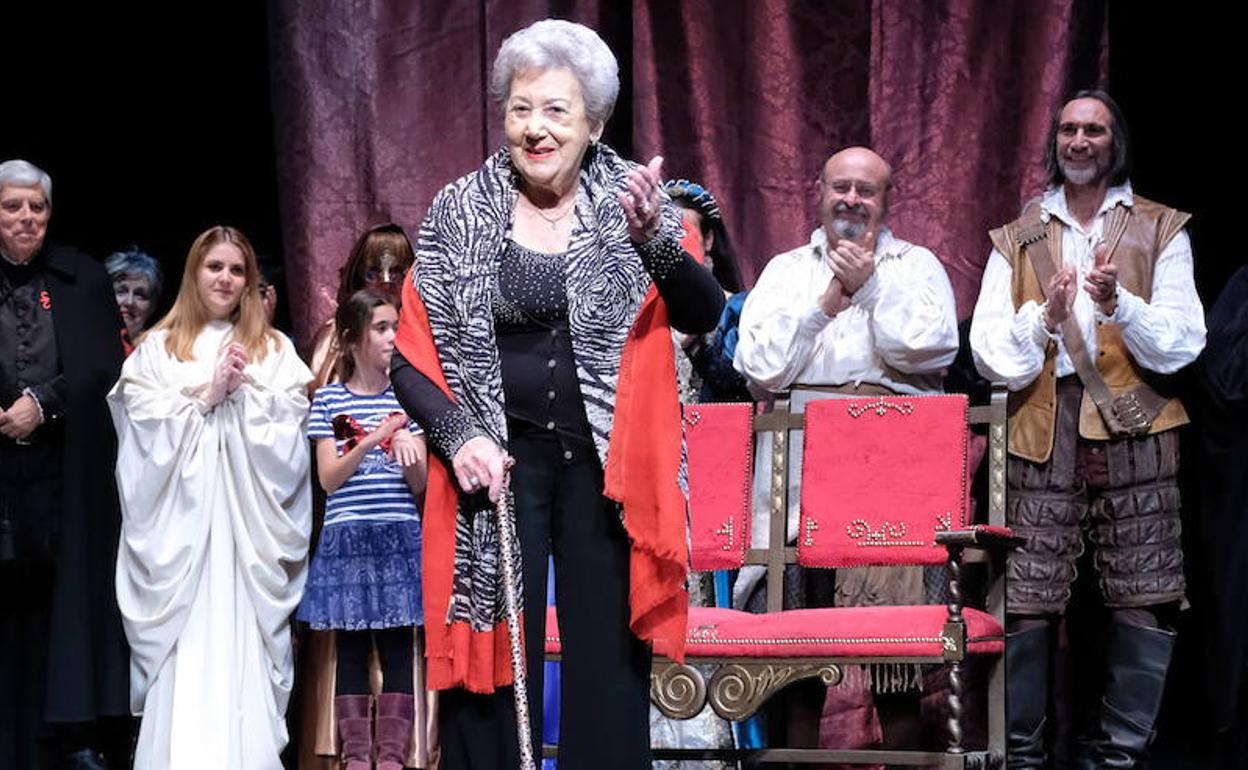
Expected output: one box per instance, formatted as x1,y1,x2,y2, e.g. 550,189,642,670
5,2,1237,342
4,1,1240,766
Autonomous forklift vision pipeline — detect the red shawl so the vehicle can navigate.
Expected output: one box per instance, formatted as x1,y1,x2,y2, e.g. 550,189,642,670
395,272,689,692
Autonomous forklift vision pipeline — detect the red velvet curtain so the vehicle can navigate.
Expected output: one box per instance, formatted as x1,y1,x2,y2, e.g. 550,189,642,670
869,0,1107,316
631,0,873,288
269,1,1106,344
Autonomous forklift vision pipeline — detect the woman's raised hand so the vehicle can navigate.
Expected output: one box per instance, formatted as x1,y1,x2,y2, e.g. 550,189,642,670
205,344,249,407
619,155,665,243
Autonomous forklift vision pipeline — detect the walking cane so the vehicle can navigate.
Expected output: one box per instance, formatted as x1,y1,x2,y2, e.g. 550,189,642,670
494,472,538,770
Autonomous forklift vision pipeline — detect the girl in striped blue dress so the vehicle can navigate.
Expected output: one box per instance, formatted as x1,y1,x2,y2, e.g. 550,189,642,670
297,289,426,770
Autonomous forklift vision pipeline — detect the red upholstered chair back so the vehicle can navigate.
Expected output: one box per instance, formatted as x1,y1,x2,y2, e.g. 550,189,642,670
797,394,969,568
552,389,1010,766
683,402,754,571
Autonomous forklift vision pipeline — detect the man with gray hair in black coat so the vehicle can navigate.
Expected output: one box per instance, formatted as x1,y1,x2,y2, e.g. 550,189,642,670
0,159,130,770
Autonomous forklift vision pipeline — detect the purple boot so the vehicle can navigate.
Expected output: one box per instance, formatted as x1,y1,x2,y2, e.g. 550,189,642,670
336,694,373,770
374,692,415,770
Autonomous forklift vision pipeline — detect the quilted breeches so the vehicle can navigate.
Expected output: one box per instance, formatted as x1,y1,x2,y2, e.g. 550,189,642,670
1005,377,1185,616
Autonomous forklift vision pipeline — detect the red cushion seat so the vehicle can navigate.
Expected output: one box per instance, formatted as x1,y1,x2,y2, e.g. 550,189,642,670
546,604,1003,658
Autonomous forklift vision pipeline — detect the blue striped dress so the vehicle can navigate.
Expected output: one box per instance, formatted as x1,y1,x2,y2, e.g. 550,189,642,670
296,384,424,629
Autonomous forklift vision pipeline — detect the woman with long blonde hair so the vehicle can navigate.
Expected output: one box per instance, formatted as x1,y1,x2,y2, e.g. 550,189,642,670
109,225,314,769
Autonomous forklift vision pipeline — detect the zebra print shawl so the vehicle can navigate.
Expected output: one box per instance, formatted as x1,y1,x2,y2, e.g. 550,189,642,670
407,143,689,691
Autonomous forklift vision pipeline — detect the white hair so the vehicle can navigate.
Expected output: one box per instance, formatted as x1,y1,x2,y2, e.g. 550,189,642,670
106,247,164,302
0,159,52,204
490,19,620,129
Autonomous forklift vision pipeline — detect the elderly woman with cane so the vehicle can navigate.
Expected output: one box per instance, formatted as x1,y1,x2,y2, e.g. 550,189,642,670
390,18,723,770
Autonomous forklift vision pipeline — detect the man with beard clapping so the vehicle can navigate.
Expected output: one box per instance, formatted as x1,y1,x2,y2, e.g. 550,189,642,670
730,146,959,753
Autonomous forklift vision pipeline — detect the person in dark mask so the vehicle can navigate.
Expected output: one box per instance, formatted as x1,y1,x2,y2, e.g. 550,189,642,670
308,224,415,389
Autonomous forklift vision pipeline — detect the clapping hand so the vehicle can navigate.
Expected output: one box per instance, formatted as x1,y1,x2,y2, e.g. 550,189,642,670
1043,265,1079,331
818,276,852,317
205,343,249,407
825,230,876,294
224,343,248,393
389,429,422,467
1083,241,1118,315
367,412,409,451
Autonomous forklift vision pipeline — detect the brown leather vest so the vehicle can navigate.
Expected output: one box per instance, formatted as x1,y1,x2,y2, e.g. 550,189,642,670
987,195,1192,463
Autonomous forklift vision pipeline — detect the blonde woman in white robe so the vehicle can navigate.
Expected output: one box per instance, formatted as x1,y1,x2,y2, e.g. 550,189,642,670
109,225,313,770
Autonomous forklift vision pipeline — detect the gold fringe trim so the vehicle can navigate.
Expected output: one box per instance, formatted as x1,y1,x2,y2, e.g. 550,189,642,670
831,663,924,694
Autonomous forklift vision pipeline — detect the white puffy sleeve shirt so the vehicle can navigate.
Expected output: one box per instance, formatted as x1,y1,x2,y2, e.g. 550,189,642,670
970,184,1206,391
734,228,959,394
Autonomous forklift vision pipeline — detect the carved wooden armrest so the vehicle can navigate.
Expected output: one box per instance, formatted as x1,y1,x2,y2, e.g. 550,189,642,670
936,525,1023,550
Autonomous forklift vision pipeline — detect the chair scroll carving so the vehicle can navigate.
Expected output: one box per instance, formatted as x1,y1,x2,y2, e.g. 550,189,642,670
706,663,843,722
550,388,1014,768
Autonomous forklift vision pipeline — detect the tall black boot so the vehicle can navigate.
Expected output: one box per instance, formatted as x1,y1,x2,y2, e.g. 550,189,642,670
54,721,108,770
1007,624,1053,769
1075,622,1176,769
59,748,108,770
98,715,137,770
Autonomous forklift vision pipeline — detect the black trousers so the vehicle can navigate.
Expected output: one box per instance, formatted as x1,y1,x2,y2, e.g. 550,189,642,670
1,441,60,770
336,627,416,695
439,431,652,769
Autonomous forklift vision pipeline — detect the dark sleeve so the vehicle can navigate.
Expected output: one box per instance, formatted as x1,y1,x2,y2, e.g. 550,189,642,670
1202,266,1248,414
54,250,124,425
390,350,487,461
636,235,725,334
943,319,993,405
688,336,751,402
686,291,753,402
29,376,67,422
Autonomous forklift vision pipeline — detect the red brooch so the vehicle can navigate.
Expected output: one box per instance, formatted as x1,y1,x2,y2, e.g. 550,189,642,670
39,290,52,310
332,412,406,453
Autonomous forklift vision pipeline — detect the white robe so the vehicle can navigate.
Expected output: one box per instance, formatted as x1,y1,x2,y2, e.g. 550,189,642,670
109,321,313,770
